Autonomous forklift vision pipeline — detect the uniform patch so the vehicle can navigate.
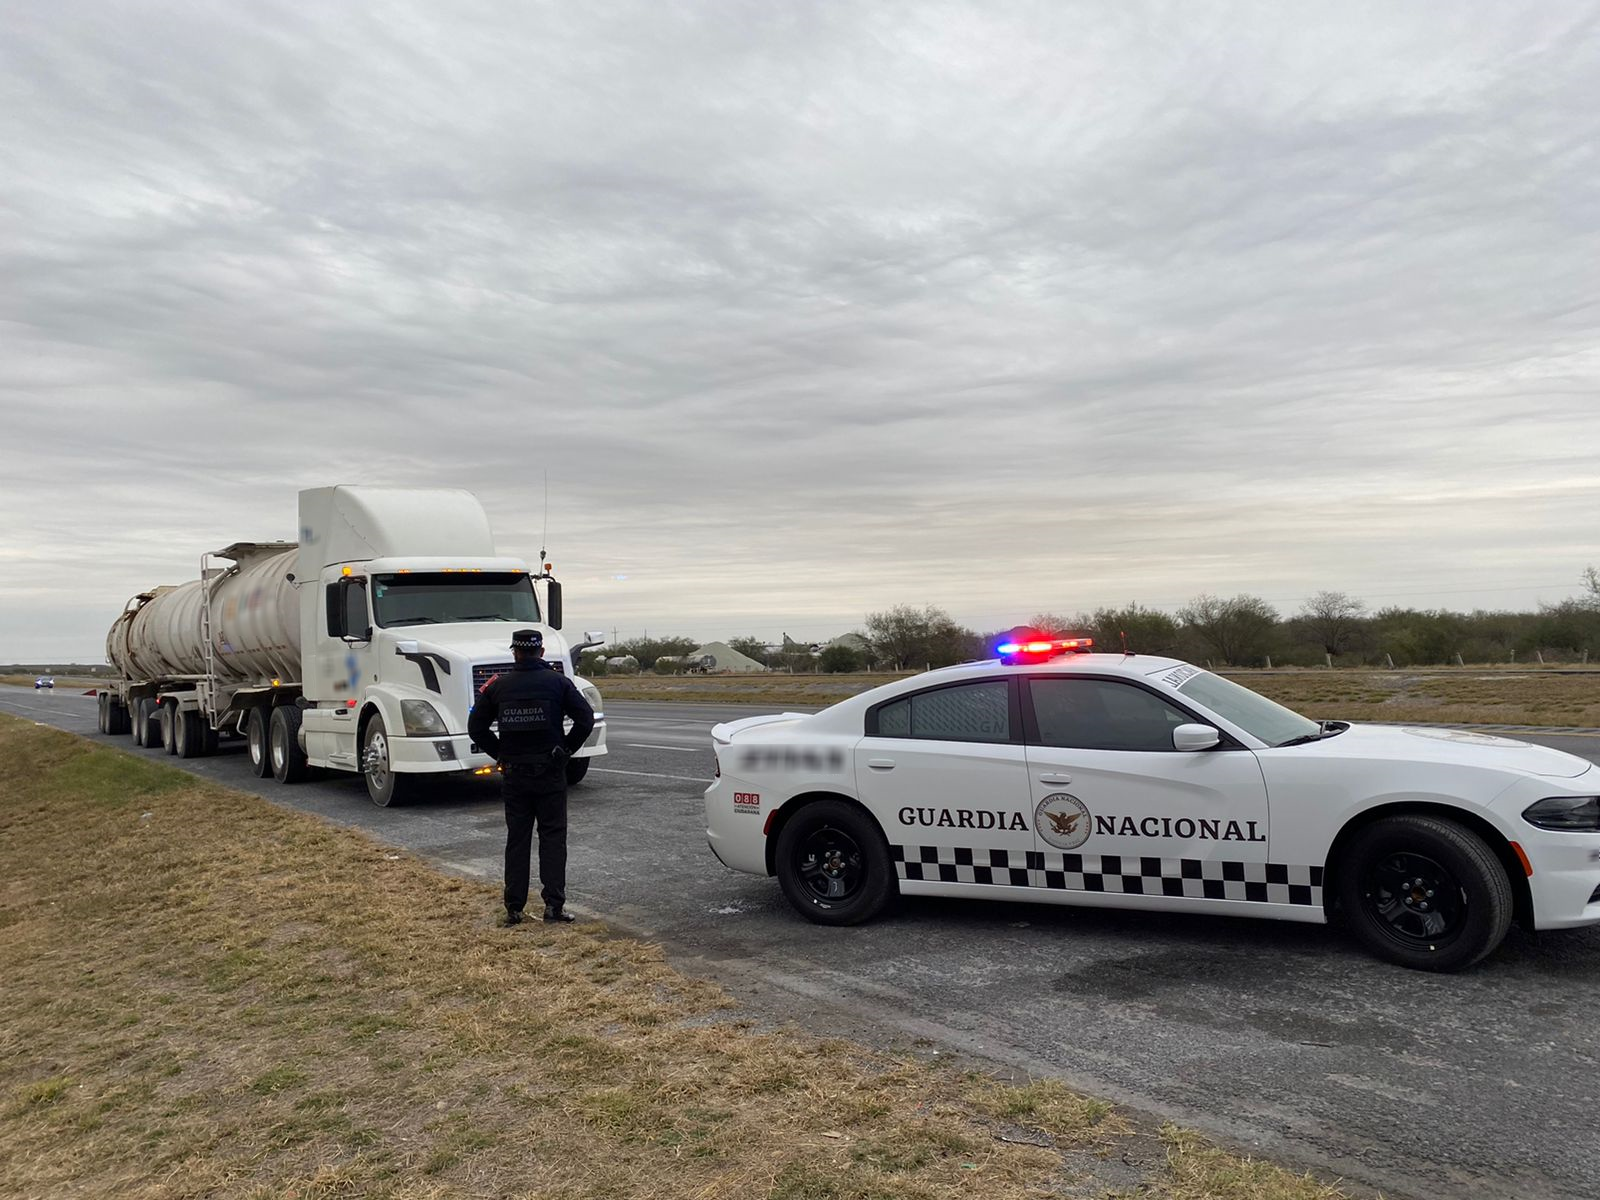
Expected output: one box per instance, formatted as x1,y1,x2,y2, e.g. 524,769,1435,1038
1035,793,1091,850
733,791,761,813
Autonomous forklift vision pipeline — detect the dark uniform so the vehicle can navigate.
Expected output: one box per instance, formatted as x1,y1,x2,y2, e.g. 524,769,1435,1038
467,629,595,922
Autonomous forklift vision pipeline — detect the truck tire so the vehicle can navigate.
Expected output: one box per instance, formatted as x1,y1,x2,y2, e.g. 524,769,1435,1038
246,708,272,778
361,713,417,807
269,705,309,784
175,710,207,759
132,698,157,748
1337,814,1513,973
97,692,110,734
774,799,896,927
564,756,590,787
106,696,130,737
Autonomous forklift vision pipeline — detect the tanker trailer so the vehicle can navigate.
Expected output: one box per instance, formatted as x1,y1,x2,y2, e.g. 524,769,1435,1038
101,485,609,805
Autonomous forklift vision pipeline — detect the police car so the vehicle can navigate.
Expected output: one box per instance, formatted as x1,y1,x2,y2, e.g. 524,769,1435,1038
704,637,1600,971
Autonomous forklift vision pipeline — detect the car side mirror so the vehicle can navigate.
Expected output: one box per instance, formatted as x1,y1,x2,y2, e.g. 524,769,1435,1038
1173,723,1221,751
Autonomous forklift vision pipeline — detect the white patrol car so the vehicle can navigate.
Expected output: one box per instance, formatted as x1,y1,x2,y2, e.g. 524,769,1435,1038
704,637,1600,971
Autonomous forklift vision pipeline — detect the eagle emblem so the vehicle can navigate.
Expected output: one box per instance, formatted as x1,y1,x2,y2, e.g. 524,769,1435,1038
1035,793,1092,849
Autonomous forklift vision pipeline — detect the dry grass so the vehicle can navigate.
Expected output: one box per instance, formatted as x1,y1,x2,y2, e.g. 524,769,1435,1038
599,669,1600,728
0,716,1362,1199
1240,670,1600,729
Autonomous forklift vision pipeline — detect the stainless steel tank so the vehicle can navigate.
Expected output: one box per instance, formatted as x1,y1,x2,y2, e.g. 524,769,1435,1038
106,544,301,684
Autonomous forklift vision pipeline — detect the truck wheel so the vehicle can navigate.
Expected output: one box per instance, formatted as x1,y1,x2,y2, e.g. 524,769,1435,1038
246,708,272,778
564,756,590,786
1337,815,1513,973
131,698,152,747
97,692,110,734
269,705,309,784
106,696,130,737
175,710,207,759
774,799,896,927
160,703,178,755
361,714,415,807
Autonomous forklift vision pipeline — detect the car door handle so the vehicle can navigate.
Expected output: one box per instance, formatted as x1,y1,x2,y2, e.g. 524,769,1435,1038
867,758,896,770
1038,772,1072,784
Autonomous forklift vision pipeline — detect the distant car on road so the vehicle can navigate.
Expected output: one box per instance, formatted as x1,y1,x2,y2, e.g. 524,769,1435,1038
705,635,1600,972
33,677,54,689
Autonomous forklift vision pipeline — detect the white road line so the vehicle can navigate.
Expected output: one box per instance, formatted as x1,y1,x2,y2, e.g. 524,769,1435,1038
620,742,704,753
589,767,711,784
0,704,85,719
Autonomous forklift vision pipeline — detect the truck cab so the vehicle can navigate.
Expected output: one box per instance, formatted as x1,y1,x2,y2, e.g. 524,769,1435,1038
292,486,607,804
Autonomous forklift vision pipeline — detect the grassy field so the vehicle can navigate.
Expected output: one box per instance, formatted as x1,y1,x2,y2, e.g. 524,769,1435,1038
597,668,1600,727
0,715,1357,1200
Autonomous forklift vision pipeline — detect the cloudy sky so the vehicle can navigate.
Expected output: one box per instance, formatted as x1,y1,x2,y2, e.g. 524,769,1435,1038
4,2,1598,661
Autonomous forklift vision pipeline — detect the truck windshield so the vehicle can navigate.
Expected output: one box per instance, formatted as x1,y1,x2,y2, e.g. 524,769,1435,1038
371,573,540,628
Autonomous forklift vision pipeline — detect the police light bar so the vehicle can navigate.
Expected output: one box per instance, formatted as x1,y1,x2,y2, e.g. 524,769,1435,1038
997,636,1093,663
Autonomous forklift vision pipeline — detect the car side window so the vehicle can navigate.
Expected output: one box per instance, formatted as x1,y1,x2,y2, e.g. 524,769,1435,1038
1028,678,1191,751
873,681,1011,744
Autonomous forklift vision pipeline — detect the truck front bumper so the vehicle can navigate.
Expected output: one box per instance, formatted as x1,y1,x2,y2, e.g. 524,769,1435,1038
389,717,608,775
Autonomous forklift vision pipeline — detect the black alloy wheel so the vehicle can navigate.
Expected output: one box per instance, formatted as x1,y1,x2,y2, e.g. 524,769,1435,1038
774,798,895,926
1337,814,1512,972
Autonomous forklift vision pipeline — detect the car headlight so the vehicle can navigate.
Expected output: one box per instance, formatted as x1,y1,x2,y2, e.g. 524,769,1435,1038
400,700,448,737
1522,796,1600,832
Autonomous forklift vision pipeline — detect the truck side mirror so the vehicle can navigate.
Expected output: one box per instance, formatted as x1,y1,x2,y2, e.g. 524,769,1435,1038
545,579,563,630
329,577,371,641
573,630,606,654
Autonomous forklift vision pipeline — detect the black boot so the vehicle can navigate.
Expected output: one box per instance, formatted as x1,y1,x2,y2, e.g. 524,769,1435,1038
502,907,523,926
543,905,575,924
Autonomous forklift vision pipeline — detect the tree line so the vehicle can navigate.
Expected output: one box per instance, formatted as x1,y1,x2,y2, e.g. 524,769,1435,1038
581,570,1600,673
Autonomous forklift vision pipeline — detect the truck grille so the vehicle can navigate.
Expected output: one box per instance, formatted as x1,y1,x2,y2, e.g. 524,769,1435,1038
472,660,562,694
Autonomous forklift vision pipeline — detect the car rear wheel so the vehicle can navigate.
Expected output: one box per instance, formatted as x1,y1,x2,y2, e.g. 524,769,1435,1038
269,705,309,784
774,799,895,926
246,708,272,777
1337,815,1512,972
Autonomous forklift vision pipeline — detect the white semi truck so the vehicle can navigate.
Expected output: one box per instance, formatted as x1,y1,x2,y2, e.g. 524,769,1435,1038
97,485,608,805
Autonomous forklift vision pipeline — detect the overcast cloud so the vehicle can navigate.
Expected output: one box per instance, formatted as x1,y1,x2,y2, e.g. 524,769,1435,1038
3,1,1598,660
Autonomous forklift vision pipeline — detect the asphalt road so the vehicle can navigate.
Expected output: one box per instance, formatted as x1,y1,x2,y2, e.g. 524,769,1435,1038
5,684,1599,1200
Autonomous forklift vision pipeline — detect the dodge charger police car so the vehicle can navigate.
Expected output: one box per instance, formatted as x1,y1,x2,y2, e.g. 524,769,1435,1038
704,638,1600,971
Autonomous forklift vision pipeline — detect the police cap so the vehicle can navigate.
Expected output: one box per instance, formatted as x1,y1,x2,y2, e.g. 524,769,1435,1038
510,628,544,651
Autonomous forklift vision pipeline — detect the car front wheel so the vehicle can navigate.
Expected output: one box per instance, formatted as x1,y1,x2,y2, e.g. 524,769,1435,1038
1337,814,1513,972
774,799,895,926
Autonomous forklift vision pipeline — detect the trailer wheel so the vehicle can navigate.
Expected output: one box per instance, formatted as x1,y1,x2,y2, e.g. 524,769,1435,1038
131,698,155,747
269,705,309,784
106,696,130,737
246,708,272,778
175,710,207,759
160,702,178,755
97,692,110,734
361,714,417,807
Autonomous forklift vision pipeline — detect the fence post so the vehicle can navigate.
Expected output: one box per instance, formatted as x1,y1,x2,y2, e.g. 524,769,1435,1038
1265,655,1272,669
1325,653,1333,668
1385,654,1394,669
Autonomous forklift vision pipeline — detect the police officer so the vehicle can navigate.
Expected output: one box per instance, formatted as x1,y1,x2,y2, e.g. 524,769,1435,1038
468,629,595,925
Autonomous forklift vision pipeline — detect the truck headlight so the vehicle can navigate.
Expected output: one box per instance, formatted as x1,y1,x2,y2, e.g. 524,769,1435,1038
581,685,602,710
1522,796,1600,832
401,700,448,737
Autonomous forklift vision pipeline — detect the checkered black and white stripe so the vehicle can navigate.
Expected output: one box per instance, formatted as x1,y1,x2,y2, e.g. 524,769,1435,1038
890,845,1324,907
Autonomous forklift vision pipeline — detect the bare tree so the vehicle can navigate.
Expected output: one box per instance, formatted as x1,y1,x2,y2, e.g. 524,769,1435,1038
1583,566,1600,609
1178,593,1279,666
865,605,978,670
1298,590,1367,657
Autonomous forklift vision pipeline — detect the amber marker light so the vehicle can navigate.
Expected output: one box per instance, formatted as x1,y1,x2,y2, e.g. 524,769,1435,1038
1509,841,1534,877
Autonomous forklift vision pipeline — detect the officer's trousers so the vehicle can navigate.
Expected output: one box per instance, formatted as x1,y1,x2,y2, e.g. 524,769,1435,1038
502,763,568,913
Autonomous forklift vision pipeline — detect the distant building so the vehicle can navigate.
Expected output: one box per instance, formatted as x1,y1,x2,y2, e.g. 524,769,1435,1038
688,641,769,674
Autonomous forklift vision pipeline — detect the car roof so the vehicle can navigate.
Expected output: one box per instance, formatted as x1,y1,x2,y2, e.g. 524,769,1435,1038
797,652,1197,734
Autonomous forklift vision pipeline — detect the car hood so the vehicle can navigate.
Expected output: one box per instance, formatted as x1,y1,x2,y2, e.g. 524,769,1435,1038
1320,724,1594,779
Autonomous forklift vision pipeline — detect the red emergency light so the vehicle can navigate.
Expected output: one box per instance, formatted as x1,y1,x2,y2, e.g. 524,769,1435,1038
996,634,1093,663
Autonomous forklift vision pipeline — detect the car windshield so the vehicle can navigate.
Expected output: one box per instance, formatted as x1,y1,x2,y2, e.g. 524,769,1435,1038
371,572,540,628
1175,671,1320,746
